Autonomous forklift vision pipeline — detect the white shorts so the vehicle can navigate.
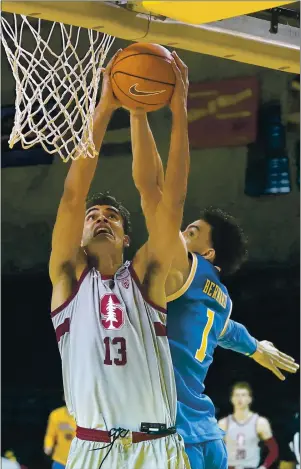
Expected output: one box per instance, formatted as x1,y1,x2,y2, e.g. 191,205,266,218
66,432,191,469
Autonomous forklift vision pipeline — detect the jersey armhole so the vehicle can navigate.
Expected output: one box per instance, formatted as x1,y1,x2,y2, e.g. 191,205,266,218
167,252,198,302
219,299,233,338
128,263,167,314
51,266,90,318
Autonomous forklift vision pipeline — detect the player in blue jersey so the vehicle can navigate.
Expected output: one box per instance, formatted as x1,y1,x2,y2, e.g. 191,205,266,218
129,60,299,469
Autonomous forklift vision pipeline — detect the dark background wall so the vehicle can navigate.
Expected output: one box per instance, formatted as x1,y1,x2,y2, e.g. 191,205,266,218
1,34,299,468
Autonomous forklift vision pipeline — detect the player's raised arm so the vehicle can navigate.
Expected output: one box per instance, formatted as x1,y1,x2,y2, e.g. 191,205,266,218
140,53,190,308
130,111,164,224
49,51,121,302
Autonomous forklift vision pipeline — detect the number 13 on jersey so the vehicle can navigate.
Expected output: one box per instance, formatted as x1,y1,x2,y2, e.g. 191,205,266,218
195,309,215,362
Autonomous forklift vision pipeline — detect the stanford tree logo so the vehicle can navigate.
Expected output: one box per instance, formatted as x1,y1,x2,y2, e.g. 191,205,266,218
100,294,125,330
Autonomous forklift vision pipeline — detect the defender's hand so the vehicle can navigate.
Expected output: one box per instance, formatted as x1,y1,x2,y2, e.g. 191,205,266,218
169,51,189,115
98,49,122,112
251,340,299,380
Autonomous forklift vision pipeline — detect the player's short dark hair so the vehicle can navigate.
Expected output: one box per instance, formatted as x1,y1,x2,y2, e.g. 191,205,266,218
200,207,248,276
231,381,253,397
86,191,131,235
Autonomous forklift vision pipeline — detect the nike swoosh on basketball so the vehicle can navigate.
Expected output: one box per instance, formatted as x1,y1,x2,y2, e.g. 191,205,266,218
129,83,165,97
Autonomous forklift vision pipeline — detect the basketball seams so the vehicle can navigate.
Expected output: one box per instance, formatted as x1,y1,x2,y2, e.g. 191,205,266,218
113,52,172,68
112,75,168,106
112,71,175,87
110,44,175,110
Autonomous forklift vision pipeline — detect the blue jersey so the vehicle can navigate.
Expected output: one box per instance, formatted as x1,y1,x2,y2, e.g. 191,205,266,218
167,252,232,444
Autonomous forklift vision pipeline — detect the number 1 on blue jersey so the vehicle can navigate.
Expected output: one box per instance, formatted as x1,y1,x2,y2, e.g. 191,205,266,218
195,309,215,362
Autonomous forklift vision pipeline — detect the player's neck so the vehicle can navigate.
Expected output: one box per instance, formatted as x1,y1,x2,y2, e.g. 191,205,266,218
88,251,123,275
233,408,252,422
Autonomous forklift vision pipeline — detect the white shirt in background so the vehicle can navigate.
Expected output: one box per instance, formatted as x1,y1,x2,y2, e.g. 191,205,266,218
1,457,21,469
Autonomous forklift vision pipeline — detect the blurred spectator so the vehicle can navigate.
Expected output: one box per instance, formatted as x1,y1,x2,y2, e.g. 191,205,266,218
279,412,300,469
2,449,28,469
2,457,21,469
44,397,76,469
219,382,279,469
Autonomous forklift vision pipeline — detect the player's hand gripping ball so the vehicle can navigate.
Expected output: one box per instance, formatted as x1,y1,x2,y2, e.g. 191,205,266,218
110,43,176,112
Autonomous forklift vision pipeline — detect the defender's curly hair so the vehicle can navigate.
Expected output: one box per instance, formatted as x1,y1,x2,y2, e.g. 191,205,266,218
86,191,132,235
200,207,248,276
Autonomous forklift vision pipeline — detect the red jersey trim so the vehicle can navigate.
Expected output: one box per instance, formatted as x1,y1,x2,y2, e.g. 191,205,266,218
128,263,167,314
55,318,70,342
51,266,90,318
154,322,167,336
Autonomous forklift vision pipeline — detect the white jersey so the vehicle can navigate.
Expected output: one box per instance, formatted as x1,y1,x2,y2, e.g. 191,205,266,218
225,413,260,469
51,261,176,432
1,459,21,469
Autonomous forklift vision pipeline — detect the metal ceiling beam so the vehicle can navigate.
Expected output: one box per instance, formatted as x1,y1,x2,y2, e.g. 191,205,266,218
2,1,300,73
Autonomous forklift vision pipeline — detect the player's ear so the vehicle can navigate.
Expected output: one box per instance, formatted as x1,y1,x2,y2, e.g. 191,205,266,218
202,248,215,263
123,235,130,248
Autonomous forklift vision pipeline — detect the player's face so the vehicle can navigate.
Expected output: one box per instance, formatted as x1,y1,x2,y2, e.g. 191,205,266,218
182,219,215,262
82,205,129,252
231,388,252,410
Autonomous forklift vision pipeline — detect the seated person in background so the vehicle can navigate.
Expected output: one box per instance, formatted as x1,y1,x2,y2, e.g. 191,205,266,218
44,397,76,469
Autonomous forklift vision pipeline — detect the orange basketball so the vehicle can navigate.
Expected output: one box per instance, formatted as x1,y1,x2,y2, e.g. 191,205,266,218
110,43,175,112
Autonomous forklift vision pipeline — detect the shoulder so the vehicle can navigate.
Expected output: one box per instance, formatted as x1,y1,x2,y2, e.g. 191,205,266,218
256,415,272,438
257,415,270,427
50,406,65,419
51,262,91,314
133,234,190,287
166,252,197,301
218,416,230,431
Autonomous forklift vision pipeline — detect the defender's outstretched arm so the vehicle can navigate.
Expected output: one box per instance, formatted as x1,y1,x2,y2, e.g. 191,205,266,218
219,320,299,380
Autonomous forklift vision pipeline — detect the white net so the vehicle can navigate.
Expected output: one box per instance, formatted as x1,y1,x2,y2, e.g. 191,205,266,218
1,13,115,162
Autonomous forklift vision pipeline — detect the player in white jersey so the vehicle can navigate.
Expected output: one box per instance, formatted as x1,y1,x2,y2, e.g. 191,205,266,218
49,50,190,469
219,382,279,469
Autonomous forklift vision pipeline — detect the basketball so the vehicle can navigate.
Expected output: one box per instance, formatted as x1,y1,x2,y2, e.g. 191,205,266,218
110,43,176,112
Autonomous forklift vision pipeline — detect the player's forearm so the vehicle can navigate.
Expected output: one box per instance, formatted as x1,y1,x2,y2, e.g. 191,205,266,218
131,112,164,192
63,104,113,201
218,319,257,356
261,437,279,468
44,446,53,456
44,432,55,453
163,107,189,209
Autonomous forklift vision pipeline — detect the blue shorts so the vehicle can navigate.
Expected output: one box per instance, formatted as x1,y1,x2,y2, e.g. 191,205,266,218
185,438,227,469
52,462,65,469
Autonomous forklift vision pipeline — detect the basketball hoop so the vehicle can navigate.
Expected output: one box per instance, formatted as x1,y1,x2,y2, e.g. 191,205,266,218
1,14,115,162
